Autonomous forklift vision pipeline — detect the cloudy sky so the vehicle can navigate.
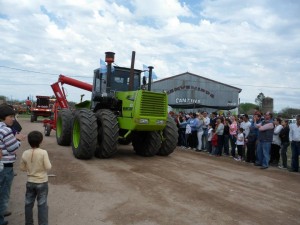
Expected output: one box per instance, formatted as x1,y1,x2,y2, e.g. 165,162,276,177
0,0,299,112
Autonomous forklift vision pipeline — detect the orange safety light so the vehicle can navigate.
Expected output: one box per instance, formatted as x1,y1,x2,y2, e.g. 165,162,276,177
105,52,115,63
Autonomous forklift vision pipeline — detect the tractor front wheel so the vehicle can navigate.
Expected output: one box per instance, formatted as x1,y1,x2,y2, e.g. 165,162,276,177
132,131,161,157
94,109,119,158
71,109,97,159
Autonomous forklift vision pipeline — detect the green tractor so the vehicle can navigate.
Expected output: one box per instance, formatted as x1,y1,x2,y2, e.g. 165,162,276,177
53,51,178,159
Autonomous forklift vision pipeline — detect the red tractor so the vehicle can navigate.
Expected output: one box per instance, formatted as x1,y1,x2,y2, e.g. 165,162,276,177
30,96,52,122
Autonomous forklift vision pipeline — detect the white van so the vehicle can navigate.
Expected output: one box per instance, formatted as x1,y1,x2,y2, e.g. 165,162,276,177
288,119,296,124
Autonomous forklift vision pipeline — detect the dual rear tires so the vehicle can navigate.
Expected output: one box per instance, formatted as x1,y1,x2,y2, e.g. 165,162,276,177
56,109,97,159
56,108,118,159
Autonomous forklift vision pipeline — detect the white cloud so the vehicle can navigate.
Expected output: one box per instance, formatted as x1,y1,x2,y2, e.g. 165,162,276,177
133,0,191,19
0,0,299,112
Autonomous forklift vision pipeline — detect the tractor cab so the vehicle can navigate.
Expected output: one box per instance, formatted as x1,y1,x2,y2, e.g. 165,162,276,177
93,66,142,94
91,61,143,111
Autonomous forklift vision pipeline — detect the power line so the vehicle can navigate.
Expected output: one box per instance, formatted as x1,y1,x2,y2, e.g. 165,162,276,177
0,65,90,78
0,84,51,85
230,83,299,90
0,65,58,75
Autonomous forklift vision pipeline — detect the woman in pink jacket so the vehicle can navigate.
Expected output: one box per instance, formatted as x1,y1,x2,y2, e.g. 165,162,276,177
229,116,238,157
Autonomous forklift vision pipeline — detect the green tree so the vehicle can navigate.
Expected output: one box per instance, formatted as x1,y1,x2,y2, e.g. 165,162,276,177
0,95,7,104
255,92,265,110
239,103,259,115
279,107,300,119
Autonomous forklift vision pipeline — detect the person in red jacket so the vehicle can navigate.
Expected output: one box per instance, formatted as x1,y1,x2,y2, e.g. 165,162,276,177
211,129,218,155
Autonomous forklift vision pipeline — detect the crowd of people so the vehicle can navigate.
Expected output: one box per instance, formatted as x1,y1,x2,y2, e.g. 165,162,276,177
173,110,300,172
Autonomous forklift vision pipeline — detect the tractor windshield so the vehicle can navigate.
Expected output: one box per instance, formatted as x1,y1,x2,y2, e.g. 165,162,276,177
36,97,50,108
111,67,141,91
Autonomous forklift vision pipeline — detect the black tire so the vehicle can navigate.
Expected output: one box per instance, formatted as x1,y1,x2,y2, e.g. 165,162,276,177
132,131,161,157
56,109,73,146
71,109,97,159
30,113,36,122
94,109,119,158
44,123,51,136
157,116,179,156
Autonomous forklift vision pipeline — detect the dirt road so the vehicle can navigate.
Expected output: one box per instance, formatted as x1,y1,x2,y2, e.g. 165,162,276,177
7,118,300,225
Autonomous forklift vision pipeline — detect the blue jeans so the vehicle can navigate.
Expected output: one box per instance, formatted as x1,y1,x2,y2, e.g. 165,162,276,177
280,142,290,168
230,135,237,157
256,141,271,167
201,128,208,149
0,167,14,225
25,182,49,225
223,135,229,155
179,129,186,147
217,135,224,156
291,141,300,172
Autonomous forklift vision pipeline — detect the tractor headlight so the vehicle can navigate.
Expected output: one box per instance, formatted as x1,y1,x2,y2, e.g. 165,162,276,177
156,120,165,125
139,119,149,124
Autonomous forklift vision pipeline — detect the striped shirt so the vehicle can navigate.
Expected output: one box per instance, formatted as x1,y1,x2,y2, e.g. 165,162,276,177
0,122,20,164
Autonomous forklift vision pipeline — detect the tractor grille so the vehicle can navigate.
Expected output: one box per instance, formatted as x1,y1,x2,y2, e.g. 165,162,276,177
140,92,167,117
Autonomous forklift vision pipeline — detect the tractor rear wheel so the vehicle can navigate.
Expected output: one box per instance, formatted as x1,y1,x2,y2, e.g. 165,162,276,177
71,109,97,159
132,131,161,157
56,109,73,146
94,109,119,158
157,116,178,156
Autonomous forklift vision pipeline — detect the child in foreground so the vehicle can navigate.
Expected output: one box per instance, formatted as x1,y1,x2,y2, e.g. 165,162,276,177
20,131,52,225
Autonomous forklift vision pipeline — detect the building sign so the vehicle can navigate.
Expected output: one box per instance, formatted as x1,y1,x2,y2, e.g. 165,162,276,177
166,85,214,98
227,102,237,106
176,98,201,104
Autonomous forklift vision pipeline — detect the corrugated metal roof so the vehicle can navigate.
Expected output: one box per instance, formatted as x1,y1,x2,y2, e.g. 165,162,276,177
153,72,242,93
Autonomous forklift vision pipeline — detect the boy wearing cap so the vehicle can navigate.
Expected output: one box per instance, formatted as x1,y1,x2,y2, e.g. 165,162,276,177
0,104,25,225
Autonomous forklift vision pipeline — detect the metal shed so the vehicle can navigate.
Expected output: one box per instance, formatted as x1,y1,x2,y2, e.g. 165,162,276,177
150,72,242,112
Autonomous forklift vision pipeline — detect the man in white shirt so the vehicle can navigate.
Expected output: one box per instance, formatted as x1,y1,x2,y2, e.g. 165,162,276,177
201,111,210,150
289,114,300,172
240,114,251,139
